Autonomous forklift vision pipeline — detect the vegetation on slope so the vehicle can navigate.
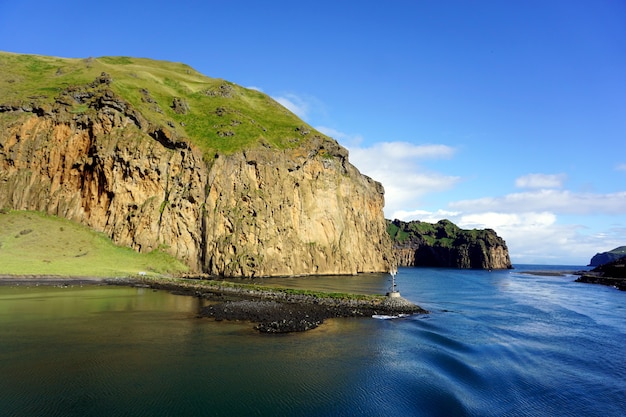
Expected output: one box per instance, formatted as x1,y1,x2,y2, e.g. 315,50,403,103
387,218,489,248
0,51,324,156
386,218,512,269
588,246,626,266
0,210,188,277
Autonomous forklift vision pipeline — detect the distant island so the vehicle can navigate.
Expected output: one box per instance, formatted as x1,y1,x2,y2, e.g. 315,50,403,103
387,219,512,270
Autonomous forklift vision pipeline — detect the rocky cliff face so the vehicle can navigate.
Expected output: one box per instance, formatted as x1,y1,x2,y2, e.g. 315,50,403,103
576,255,626,291
387,219,512,269
0,69,393,276
588,246,626,266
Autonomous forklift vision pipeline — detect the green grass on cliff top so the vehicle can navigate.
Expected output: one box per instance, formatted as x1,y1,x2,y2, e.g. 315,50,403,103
0,51,322,155
0,210,188,277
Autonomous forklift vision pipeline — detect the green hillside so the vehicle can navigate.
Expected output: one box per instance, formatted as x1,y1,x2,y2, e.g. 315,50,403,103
387,218,489,247
588,246,626,266
0,51,322,155
0,210,188,277
606,246,626,256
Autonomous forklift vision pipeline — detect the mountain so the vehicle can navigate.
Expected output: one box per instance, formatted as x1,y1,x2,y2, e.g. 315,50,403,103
0,52,393,277
387,219,512,269
588,246,626,267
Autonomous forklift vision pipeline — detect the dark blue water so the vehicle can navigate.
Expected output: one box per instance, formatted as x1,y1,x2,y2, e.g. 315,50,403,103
1,265,624,416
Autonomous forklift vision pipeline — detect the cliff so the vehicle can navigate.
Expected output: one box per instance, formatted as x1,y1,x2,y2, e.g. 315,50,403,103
0,52,394,277
387,219,512,269
576,255,626,291
588,246,626,267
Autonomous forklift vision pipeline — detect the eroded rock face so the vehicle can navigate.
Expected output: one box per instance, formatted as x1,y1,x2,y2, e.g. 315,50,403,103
0,86,393,276
388,219,513,270
202,141,393,276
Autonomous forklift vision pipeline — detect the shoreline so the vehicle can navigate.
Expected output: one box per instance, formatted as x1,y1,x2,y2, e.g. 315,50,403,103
0,275,107,286
517,270,583,277
0,275,428,333
575,274,626,291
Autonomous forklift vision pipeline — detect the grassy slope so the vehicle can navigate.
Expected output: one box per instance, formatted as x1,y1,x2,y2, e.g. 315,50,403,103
0,52,335,277
0,51,322,156
607,246,626,256
0,210,188,277
387,219,487,247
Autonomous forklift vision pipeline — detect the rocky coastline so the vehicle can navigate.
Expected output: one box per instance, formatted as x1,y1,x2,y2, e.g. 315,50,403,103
112,276,427,333
575,274,626,291
0,275,427,333
575,255,626,291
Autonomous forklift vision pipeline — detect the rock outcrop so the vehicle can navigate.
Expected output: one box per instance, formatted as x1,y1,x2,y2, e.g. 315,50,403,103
588,246,626,267
0,54,393,277
387,219,512,269
110,276,427,333
576,255,626,291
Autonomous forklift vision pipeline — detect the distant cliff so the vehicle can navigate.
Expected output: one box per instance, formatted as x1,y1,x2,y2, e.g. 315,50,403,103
387,219,512,269
576,255,626,291
588,246,626,266
0,52,394,277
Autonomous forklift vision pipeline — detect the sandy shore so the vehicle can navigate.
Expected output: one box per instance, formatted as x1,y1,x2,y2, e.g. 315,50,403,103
0,275,428,333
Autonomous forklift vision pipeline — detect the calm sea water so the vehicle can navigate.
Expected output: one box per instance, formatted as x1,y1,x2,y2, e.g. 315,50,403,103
1,265,624,417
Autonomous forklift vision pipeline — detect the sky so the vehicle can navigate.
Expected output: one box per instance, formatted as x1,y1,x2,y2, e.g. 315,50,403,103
1,0,625,265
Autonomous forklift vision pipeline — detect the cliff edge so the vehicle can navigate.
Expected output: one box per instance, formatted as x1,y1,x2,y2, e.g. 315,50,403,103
0,52,393,276
588,246,626,267
387,219,512,269
576,255,626,291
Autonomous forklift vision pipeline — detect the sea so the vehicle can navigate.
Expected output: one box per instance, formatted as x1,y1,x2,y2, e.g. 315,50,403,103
0,265,624,417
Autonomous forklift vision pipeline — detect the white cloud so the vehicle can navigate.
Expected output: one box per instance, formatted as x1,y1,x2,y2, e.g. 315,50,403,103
449,189,626,215
316,126,364,147
316,125,346,139
345,141,461,217
392,209,461,223
305,124,625,266
274,93,309,119
455,211,622,265
458,211,557,230
616,163,626,172
271,92,328,122
441,189,626,264
246,86,263,92
352,141,456,160
397,208,623,265
515,173,566,189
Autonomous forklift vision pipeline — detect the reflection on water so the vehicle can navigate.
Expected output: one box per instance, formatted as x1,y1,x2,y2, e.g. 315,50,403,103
1,266,625,417
0,286,200,317
0,285,392,416
227,272,392,295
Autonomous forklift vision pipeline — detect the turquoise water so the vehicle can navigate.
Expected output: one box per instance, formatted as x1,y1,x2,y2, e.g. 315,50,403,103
1,266,624,416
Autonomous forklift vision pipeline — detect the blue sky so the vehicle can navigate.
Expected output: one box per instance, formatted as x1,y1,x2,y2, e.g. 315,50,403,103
1,1,625,265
